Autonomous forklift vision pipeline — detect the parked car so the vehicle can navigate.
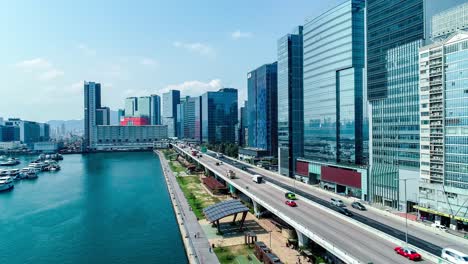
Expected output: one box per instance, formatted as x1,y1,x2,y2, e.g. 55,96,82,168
331,198,346,207
337,207,353,216
431,223,448,232
394,247,422,261
285,200,297,207
441,248,468,264
285,192,297,200
351,201,366,210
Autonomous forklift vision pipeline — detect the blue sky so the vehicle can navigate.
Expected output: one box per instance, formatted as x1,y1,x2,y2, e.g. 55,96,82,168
0,0,344,122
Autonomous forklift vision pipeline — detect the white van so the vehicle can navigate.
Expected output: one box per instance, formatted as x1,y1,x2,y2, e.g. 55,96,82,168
252,174,263,184
441,248,468,264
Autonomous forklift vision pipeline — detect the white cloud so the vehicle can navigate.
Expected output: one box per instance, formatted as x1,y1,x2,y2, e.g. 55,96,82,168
173,41,215,56
38,69,64,81
231,30,253,40
162,79,223,96
140,58,157,66
67,81,84,95
15,58,64,81
15,58,51,72
77,43,96,56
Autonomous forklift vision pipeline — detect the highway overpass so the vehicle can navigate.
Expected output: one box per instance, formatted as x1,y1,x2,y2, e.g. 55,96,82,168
171,143,450,264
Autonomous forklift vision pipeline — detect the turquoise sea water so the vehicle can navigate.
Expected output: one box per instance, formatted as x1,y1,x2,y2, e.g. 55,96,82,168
0,152,187,264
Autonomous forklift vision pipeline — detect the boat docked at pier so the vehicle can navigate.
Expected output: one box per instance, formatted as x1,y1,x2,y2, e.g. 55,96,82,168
0,176,14,191
0,158,20,166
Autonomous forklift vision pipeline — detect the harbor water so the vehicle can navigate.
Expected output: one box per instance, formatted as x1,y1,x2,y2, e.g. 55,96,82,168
0,152,188,264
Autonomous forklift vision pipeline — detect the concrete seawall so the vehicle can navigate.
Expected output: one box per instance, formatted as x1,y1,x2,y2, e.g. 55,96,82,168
155,150,219,264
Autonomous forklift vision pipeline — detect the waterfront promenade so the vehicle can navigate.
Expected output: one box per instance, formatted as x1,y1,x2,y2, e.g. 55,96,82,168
156,151,220,264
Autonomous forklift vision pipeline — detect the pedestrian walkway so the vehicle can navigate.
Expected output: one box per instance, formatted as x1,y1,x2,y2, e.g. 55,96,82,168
157,151,220,264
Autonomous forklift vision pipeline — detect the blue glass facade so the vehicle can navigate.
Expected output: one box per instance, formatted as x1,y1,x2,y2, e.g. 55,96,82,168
278,26,303,176
194,96,202,142
150,95,161,125
247,63,278,156
367,0,425,100
162,90,180,138
303,0,367,165
443,39,468,190
201,88,238,143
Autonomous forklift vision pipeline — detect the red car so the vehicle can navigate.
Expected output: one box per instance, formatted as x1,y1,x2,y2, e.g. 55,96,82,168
394,247,422,261
285,200,297,207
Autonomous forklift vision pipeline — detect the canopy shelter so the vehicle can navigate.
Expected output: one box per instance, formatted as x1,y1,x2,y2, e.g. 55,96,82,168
203,199,249,233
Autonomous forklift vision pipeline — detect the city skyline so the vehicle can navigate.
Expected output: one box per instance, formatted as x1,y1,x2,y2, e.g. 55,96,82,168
0,0,346,122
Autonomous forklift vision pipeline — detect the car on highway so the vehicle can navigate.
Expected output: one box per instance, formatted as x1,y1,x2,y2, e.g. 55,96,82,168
285,200,297,207
394,247,422,261
252,174,263,184
431,222,448,232
241,166,248,171
331,198,346,207
441,248,468,264
351,201,366,210
284,192,297,200
337,207,353,216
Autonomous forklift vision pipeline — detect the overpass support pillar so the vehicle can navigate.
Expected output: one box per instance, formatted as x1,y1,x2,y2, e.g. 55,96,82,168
228,184,236,194
252,200,261,218
296,230,309,247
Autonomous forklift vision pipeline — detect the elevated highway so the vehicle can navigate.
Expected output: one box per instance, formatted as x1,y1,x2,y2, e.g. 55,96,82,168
172,144,445,264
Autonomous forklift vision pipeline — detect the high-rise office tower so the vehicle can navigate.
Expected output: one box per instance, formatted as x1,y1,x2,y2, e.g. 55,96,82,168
247,62,278,156
162,90,180,138
176,100,185,139
296,0,368,199
137,96,151,119
38,123,50,141
84,81,102,149
201,88,238,143
367,0,468,209
194,96,203,142
182,97,200,140
367,0,425,209
125,97,137,117
277,26,304,177
239,103,248,146
117,109,125,123
150,95,161,125
96,107,110,126
418,3,468,229
303,0,366,164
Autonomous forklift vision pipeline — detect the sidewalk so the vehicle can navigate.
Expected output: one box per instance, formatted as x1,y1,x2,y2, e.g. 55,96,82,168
157,151,220,264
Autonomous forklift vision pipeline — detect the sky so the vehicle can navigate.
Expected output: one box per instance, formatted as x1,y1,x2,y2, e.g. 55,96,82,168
0,0,344,122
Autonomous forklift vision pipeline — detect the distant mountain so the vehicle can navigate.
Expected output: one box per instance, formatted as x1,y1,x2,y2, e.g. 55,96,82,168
48,109,119,129
47,119,84,131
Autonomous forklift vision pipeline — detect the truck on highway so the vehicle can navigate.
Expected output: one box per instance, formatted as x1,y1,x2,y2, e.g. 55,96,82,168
252,174,263,184
227,169,236,179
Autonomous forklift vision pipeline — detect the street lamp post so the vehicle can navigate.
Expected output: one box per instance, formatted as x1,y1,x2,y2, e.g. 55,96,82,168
395,178,418,246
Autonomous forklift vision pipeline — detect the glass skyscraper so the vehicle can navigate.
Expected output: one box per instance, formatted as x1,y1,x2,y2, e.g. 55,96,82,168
162,90,180,138
150,95,161,125
303,0,366,165
367,0,425,209
247,62,278,156
278,26,303,177
84,81,101,150
417,3,468,230
201,88,238,143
